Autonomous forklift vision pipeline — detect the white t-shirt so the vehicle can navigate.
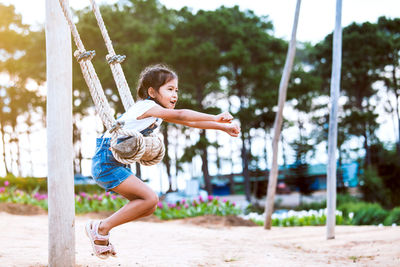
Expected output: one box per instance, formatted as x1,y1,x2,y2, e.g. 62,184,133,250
104,99,163,137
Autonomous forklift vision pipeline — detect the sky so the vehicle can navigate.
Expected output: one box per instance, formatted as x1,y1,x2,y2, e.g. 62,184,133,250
3,0,400,44
0,0,399,185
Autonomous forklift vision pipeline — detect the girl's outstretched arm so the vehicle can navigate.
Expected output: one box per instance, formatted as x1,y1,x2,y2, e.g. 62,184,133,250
163,118,241,137
142,105,233,123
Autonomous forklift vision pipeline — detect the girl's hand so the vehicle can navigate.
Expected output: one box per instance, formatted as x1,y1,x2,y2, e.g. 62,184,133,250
215,111,233,123
224,123,240,137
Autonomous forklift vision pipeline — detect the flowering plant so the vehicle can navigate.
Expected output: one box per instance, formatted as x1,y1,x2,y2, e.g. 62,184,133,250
154,196,240,220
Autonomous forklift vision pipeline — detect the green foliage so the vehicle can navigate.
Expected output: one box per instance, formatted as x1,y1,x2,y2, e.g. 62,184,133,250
0,184,128,214
371,144,400,207
359,166,390,207
75,192,128,214
0,186,48,211
0,176,103,194
293,194,360,211
293,200,326,211
246,193,396,226
384,207,400,226
339,202,389,225
311,19,398,167
154,196,240,220
361,143,400,208
246,209,345,227
0,175,47,192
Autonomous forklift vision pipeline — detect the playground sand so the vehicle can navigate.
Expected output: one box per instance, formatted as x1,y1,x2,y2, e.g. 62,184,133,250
0,211,399,267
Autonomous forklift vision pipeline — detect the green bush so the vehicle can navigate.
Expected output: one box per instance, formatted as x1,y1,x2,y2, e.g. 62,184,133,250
0,175,47,192
0,176,103,194
293,194,360,211
384,207,400,225
155,196,241,220
75,184,104,194
339,202,389,225
75,192,128,213
360,167,390,207
367,143,400,208
294,200,326,211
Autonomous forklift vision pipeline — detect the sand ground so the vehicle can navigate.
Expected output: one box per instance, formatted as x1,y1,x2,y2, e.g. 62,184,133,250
0,212,399,267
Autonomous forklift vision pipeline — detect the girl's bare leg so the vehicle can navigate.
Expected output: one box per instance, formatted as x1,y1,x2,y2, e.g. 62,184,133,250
97,175,159,237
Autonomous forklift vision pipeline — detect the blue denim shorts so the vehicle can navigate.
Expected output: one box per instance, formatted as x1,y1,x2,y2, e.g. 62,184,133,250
91,137,133,192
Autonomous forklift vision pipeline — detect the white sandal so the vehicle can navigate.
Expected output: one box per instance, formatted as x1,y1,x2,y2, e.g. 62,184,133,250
85,220,117,259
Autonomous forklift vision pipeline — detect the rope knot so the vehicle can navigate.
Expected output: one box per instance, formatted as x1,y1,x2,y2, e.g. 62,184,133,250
109,120,125,134
106,54,126,64
74,50,96,62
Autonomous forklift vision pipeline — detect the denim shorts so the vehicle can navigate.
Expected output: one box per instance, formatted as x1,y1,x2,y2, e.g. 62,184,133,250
91,137,133,192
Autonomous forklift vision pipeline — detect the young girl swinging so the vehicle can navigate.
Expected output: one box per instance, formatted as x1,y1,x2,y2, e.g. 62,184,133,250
86,64,240,259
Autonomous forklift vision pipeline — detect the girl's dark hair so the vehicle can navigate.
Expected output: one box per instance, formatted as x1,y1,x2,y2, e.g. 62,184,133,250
136,64,177,100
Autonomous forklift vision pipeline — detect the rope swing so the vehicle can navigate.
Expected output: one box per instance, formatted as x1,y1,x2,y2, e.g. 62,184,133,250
58,0,165,166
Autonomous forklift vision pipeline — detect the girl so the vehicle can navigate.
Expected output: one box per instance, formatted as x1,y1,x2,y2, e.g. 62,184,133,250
86,64,240,259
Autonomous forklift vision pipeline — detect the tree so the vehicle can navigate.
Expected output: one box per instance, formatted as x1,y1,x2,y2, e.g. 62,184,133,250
312,21,389,167
207,6,286,201
0,4,44,176
161,7,223,194
376,17,400,157
362,142,400,208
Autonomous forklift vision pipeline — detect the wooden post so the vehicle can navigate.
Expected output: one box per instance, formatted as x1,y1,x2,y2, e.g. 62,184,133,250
45,0,75,265
327,0,342,240
264,0,301,229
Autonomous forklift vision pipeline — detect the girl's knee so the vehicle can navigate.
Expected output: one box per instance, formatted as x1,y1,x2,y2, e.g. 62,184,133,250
149,204,157,214
147,193,159,208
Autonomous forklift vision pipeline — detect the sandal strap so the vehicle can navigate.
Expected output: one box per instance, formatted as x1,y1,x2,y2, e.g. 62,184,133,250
93,244,112,255
92,220,110,241
108,243,116,254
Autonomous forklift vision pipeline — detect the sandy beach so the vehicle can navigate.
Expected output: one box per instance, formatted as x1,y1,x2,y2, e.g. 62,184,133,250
0,209,399,267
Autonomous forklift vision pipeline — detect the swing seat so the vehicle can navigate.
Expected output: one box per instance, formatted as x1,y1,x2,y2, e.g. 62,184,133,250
112,134,165,166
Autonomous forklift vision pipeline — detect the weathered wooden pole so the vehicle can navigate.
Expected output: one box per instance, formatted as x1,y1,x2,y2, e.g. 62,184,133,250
45,0,75,265
264,0,301,229
327,0,342,240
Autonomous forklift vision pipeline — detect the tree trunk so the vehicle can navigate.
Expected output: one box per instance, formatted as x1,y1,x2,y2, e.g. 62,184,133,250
264,131,268,168
363,130,371,166
264,0,301,229
200,130,212,195
162,124,173,192
14,133,22,176
241,132,251,202
392,68,400,157
10,126,21,176
0,124,10,174
174,129,180,189
281,133,287,167
26,114,34,176
73,116,82,174
195,83,212,195
228,99,235,194
216,132,222,174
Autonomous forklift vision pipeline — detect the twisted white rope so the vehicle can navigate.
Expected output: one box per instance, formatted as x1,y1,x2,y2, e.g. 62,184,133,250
89,0,134,111
58,0,115,130
58,0,164,166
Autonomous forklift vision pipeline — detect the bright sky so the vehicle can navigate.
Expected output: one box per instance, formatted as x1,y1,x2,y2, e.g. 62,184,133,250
3,0,400,44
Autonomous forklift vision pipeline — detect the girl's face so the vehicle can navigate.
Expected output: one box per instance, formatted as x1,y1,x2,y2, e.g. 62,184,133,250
151,78,178,109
